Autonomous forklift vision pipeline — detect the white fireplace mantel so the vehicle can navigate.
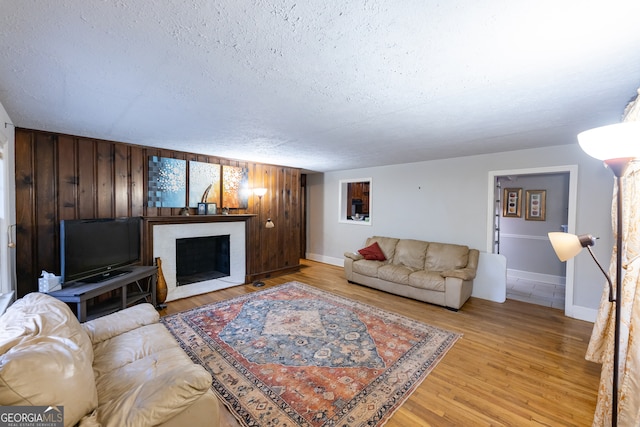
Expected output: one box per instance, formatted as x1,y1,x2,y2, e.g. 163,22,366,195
142,215,253,302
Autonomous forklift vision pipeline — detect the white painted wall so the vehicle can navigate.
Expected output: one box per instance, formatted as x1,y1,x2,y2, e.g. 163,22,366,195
306,144,614,321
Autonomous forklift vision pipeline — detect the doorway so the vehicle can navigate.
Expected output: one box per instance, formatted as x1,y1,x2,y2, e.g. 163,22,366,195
487,166,578,315
0,135,15,311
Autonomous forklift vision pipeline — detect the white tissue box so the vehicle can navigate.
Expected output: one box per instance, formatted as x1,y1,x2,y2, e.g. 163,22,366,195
39,277,61,293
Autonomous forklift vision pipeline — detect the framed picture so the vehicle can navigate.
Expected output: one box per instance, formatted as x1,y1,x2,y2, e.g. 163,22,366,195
197,202,206,215
502,188,522,218
525,190,546,221
205,203,217,215
222,165,249,209
147,156,187,208
188,161,221,208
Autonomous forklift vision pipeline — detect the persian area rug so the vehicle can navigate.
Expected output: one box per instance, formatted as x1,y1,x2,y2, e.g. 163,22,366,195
161,281,461,427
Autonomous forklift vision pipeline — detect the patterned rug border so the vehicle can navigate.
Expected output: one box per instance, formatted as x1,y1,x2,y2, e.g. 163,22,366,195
162,281,462,427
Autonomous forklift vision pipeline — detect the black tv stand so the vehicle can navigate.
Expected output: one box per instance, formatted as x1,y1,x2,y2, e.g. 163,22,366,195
48,265,157,322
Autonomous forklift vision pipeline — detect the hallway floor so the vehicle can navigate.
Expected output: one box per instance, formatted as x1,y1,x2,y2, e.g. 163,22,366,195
506,276,565,310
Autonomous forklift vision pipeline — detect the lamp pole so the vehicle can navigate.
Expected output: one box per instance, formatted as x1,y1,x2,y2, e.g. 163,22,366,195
604,158,632,427
253,188,267,287
577,121,640,426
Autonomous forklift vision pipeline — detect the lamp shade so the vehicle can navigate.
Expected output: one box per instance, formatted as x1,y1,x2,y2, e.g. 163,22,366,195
548,232,582,261
577,122,640,161
253,188,267,197
548,232,597,262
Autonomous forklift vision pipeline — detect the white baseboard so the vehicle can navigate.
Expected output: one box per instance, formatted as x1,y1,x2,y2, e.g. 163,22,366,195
566,305,597,323
507,269,565,286
306,253,343,267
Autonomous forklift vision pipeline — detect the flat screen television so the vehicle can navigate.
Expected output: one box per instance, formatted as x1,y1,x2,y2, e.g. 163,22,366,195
60,217,141,284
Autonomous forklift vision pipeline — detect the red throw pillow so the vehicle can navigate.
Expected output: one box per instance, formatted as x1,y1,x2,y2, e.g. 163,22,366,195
358,242,386,261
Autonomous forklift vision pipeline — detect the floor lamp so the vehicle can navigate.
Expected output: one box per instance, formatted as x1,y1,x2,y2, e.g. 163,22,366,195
253,187,268,287
549,121,640,427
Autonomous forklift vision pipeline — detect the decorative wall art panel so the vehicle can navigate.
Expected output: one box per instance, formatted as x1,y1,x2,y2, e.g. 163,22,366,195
189,161,221,207
222,165,249,209
525,189,546,221
502,188,522,218
147,156,187,208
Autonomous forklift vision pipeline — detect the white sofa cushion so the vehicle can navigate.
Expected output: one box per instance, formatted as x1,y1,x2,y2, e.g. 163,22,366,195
0,293,98,427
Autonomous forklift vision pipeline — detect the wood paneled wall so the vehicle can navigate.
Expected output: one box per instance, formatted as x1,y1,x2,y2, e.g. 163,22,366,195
14,128,302,297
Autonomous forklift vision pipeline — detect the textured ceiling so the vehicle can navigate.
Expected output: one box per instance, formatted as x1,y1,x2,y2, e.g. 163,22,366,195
1,1,639,172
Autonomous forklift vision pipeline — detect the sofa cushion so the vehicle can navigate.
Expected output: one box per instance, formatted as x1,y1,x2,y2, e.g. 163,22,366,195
425,242,469,271
95,347,212,427
392,239,429,269
91,323,184,377
358,241,386,261
92,321,213,426
352,259,385,277
353,259,385,277
378,264,413,285
409,270,446,291
366,236,400,262
82,303,160,345
0,293,98,427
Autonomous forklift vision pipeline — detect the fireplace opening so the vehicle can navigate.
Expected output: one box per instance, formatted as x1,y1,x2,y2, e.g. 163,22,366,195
175,235,230,286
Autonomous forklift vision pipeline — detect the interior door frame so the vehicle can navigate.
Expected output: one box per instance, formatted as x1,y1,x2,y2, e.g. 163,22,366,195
487,165,578,317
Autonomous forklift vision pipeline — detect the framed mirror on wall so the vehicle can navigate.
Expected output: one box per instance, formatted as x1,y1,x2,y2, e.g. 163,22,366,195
339,178,372,225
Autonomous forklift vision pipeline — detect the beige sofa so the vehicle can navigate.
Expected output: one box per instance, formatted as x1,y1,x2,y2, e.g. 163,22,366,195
344,236,480,310
0,292,219,427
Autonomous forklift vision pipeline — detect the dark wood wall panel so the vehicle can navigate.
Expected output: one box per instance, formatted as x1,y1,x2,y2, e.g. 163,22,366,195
300,173,307,259
14,128,303,296
34,134,58,278
270,167,285,270
15,131,35,297
281,167,300,268
130,146,144,217
96,141,114,218
57,135,77,221
114,144,130,217
77,140,96,218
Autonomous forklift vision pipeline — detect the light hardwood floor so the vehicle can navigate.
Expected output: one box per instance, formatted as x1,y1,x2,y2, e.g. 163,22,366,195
160,259,601,427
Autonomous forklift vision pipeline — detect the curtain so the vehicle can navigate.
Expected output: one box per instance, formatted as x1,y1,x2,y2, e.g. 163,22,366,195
585,89,640,426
